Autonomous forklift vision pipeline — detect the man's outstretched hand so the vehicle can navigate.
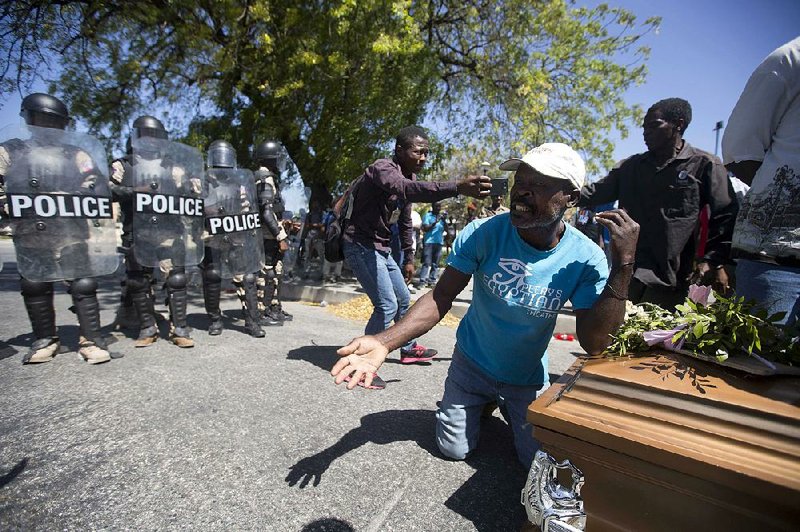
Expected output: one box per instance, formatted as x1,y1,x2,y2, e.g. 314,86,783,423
456,175,491,199
332,336,390,389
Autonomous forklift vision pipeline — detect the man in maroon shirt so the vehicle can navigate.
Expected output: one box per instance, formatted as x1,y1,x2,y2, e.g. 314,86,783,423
343,125,490,388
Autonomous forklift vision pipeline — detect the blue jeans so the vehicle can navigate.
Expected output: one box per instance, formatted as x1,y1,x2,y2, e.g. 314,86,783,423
736,259,800,326
419,243,443,284
435,346,549,468
343,240,415,351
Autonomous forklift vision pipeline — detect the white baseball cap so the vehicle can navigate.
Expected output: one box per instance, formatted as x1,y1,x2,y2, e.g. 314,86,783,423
498,143,586,190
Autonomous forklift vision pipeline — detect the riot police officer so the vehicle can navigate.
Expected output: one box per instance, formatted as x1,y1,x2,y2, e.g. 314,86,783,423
0,93,118,364
254,140,292,325
110,116,205,348
201,140,265,337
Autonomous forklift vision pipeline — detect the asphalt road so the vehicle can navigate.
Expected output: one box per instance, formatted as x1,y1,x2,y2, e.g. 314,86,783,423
0,244,586,531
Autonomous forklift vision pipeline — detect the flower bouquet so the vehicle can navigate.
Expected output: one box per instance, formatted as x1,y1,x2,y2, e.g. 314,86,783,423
607,285,800,376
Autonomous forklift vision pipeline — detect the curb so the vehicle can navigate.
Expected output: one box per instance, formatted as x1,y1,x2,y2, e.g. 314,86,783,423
281,279,578,335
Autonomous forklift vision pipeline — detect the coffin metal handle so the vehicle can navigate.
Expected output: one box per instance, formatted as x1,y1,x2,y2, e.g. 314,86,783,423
521,449,586,531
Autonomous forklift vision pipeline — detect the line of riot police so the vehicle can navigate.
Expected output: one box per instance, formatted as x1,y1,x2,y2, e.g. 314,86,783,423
0,93,295,365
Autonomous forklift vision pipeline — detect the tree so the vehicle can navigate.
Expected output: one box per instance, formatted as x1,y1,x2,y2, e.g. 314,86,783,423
1,0,659,206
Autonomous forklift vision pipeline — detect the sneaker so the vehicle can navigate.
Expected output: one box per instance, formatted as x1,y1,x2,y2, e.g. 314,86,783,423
78,338,112,365
23,338,60,364
400,344,438,364
343,373,387,390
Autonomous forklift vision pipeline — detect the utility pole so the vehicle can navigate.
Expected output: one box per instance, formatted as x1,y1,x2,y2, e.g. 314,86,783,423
713,120,724,157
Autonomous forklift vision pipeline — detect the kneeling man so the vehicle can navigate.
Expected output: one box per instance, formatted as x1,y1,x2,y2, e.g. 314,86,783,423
332,143,639,467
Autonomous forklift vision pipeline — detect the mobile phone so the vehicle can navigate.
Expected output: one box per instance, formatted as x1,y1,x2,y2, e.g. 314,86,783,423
489,177,508,196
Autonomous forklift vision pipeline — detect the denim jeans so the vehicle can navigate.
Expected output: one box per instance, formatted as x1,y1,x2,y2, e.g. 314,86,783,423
419,243,443,284
343,240,415,350
736,259,800,326
435,346,549,469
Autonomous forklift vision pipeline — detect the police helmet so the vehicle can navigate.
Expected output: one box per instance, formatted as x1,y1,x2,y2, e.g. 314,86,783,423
207,140,236,169
254,140,282,165
131,115,169,140
20,93,70,129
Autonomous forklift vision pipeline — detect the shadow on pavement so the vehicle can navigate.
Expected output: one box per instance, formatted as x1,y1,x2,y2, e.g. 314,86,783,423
446,415,529,531
300,517,355,531
0,458,28,489
0,340,18,361
286,409,527,530
382,356,452,365
286,409,439,489
286,344,340,372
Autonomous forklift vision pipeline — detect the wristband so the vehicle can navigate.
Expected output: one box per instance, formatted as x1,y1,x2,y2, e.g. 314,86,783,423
604,283,628,300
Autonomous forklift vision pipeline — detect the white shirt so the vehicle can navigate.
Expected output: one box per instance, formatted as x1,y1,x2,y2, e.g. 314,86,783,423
723,36,800,259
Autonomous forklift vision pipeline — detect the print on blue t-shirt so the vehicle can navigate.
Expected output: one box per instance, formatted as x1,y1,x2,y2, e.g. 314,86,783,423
446,213,608,386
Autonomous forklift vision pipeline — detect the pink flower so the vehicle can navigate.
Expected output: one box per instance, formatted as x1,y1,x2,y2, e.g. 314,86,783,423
643,325,687,351
688,284,713,306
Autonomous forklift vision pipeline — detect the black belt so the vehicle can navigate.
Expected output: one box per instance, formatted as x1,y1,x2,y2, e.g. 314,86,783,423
732,249,800,269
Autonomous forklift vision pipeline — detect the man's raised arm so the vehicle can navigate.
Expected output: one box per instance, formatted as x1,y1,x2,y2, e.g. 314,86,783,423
575,209,639,355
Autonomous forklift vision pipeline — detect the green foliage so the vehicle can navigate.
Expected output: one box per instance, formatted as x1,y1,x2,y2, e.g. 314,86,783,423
1,0,659,202
608,293,800,367
607,303,677,357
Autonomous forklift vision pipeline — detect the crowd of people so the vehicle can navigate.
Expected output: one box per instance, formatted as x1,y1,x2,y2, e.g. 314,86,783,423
1,36,798,474
332,36,800,470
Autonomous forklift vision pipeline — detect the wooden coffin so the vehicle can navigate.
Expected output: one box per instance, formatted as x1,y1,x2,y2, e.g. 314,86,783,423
526,352,800,531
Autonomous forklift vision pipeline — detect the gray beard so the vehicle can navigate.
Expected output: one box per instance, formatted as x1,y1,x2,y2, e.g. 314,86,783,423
513,205,567,229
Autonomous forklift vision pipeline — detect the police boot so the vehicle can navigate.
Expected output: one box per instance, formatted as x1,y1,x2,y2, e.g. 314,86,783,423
21,279,59,364
276,301,293,322
114,281,139,331
167,271,194,348
259,270,282,326
70,278,112,365
128,275,159,347
202,267,223,336
241,273,265,338
257,279,280,327
272,273,292,322
267,303,285,325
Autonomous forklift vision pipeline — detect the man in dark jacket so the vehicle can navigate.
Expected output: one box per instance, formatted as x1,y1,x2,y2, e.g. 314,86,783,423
580,98,738,309
342,125,489,388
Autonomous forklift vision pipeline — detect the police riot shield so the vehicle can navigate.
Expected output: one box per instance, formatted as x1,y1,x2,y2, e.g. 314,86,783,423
0,237,11,272
204,168,263,278
282,186,311,277
131,136,204,269
0,124,119,282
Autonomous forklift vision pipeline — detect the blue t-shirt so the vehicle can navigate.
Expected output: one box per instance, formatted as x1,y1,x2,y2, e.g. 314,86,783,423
422,211,446,245
447,213,608,386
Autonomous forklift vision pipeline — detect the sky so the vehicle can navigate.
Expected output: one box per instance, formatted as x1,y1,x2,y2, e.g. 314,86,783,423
1,0,799,180
580,0,799,173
